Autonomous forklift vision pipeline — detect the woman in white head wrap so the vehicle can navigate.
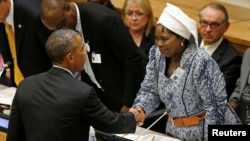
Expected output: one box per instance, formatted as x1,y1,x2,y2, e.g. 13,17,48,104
132,3,241,141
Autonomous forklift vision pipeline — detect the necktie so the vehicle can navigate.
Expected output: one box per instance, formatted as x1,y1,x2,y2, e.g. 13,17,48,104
4,21,24,85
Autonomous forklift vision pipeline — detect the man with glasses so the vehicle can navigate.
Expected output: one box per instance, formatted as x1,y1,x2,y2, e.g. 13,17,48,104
198,3,242,98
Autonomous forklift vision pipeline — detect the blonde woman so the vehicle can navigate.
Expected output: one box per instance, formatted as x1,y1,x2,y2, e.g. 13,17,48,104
122,0,155,63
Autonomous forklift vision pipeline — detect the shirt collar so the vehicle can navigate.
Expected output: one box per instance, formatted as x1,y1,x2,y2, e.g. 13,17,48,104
53,65,74,77
72,3,82,35
200,37,223,56
6,0,14,27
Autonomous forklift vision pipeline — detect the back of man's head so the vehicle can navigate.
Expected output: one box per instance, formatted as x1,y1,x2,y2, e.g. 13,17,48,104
45,29,79,63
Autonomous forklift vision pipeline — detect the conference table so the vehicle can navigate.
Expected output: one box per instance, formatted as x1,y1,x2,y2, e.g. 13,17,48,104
95,126,181,141
133,126,181,141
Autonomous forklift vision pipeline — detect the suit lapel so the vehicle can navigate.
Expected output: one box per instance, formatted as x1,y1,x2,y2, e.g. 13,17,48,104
211,39,227,62
13,6,25,56
0,23,12,61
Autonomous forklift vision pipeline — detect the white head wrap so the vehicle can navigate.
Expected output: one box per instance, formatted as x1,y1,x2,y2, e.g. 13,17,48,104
157,3,198,47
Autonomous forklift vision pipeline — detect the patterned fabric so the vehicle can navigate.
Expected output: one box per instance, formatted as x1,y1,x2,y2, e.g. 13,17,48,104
133,44,241,141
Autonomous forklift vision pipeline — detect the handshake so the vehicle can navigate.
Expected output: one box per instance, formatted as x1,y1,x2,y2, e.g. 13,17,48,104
129,106,146,126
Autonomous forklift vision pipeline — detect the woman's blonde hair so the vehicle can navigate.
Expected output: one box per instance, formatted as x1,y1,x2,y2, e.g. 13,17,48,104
122,0,155,37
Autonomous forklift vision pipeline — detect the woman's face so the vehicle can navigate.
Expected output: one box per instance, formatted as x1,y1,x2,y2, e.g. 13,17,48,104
155,24,184,57
124,0,148,33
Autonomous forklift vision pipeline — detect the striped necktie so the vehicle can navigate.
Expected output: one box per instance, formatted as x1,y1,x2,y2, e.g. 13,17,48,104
4,21,24,85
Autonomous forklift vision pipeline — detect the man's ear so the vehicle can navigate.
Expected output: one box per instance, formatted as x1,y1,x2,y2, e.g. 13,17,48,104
67,52,73,61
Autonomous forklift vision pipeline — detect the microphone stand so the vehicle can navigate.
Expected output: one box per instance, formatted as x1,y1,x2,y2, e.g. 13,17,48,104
136,111,167,140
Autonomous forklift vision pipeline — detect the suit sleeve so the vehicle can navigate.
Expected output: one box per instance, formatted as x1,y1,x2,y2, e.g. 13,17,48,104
229,48,250,102
83,88,136,133
6,90,26,141
229,78,241,102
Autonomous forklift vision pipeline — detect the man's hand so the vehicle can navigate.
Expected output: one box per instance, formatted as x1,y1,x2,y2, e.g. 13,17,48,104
5,69,11,79
129,107,145,126
229,100,239,111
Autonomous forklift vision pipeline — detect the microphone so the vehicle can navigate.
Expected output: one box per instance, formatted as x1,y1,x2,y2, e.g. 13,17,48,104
136,111,167,139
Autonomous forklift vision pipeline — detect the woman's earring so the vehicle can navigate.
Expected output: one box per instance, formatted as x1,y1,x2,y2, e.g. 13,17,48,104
181,42,184,47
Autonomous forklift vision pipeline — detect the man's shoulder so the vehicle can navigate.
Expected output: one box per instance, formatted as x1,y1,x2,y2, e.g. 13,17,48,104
218,38,241,56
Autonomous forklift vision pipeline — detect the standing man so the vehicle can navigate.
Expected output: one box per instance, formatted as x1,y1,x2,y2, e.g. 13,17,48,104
0,0,52,87
40,0,145,113
198,3,242,98
7,29,145,141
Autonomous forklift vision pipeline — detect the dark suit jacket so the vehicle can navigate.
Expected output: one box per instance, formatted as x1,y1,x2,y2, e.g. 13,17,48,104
0,0,52,86
105,0,120,15
138,28,155,67
7,67,136,141
199,36,242,98
77,3,145,112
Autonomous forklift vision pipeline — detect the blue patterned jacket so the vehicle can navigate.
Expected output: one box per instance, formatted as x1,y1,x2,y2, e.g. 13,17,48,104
133,44,241,141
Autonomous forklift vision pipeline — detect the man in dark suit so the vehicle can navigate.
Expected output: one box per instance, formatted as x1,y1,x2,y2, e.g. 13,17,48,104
198,3,242,98
40,0,145,113
0,0,52,87
7,29,145,141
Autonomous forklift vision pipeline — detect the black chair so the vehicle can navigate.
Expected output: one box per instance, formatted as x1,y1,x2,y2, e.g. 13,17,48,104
237,93,250,124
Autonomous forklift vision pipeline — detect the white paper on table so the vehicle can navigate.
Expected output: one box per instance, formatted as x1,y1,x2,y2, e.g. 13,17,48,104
0,87,16,106
136,134,182,141
116,133,182,141
115,133,139,140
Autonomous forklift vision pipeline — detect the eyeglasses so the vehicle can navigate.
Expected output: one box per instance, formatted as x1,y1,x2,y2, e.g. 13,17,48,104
125,12,145,19
199,21,224,29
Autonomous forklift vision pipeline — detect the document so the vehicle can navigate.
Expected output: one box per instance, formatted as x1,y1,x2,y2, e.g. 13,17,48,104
136,134,181,141
115,133,182,141
0,87,16,106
